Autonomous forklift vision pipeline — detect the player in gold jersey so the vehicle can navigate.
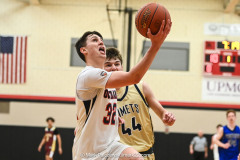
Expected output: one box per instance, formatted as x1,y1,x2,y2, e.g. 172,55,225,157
104,48,176,160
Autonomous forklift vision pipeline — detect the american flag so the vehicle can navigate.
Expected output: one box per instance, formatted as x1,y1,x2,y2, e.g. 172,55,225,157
0,36,28,84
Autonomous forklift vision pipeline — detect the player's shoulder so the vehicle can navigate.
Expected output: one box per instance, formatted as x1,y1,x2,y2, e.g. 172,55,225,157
50,126,56,131
193,136,199,140
222,125,228,132
131,81,144,91
78,66,107,79
78,66,97,76
235,125,240,131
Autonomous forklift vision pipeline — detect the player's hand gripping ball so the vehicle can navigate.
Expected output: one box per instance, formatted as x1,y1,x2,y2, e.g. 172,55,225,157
135,3,171,38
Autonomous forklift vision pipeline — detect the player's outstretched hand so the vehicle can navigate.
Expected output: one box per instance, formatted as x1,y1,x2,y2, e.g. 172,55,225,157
162,111,176,126
147,19,172,49
238,153,240,160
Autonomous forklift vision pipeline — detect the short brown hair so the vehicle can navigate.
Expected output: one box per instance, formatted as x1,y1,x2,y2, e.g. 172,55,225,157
106,47,123,64
226,109,236,117
75,31,103,62
46,117,55,122
216,124,222,128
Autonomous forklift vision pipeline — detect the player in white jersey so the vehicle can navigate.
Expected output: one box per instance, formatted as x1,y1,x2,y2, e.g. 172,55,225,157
72,19,172,160
210,124,222,160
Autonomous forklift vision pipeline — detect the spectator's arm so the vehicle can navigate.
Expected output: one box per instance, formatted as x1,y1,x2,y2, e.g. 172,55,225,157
204,146,208,158
189,138,195,155
189,144,194,154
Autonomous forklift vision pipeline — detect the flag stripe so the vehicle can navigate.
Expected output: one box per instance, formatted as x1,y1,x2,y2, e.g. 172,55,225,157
12,37,16,83
9,54,12,83
11,47,14,83
22,37,25,83
24,37,27,83
19,37,23,83
16,37,21,83
18,37,21,84
15,37,18,84
4,53,7,83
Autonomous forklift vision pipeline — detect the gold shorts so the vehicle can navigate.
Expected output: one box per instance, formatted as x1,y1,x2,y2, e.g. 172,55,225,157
143,153,155,160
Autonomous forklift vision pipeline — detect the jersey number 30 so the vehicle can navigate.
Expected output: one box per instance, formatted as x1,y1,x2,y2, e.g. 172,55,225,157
103,103,116,125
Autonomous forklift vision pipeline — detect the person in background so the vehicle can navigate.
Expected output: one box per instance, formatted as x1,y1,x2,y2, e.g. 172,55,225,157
38,117,63,160
190,130,208,160
214,110,240,160
210,124,222,160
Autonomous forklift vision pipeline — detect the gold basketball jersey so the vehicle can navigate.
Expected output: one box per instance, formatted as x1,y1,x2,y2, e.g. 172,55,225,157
117,81,154,156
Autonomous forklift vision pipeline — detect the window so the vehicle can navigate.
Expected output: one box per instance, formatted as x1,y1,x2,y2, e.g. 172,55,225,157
70,38,118,67
142,41,189,71
0,101,10,114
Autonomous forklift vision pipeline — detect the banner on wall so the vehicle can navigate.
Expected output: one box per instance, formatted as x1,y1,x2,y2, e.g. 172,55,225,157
204,23,240,36
202,77,240,102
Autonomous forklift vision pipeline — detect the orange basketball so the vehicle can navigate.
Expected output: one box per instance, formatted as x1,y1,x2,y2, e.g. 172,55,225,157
135,3,171,38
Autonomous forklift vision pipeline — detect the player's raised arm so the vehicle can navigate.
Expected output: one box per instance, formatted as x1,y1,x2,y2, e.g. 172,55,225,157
106,19,172,89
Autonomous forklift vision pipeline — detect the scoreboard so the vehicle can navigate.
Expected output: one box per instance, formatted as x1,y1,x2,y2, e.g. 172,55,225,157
204,41,240,77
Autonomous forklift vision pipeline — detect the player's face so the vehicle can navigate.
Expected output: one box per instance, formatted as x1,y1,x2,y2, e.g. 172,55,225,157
104,58,123,72
47,120,53,127
227,112,236,124
83,34,106,61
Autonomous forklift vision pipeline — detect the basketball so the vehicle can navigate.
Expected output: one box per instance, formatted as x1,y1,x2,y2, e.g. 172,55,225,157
135,3,171,38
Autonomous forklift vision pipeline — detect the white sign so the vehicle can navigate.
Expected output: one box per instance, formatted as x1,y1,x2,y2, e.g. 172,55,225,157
202,77,240,102
204,23,240,36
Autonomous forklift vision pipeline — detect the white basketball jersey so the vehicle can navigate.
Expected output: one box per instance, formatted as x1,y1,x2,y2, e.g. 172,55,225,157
72,66,120,160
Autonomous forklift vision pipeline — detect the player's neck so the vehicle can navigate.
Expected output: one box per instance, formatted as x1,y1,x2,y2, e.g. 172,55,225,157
86,59,104,69
228,123,236,130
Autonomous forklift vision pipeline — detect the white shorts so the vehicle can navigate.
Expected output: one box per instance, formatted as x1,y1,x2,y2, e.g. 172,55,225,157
106,141,130,160
78,141,129,160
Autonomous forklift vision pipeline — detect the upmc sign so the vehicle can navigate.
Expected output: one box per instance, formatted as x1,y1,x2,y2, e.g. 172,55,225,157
202,77,240,102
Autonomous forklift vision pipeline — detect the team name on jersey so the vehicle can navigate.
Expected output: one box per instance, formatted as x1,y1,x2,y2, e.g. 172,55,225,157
117,104,139,117
103,89,117,99
226,133,240,147
226,133,240,139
